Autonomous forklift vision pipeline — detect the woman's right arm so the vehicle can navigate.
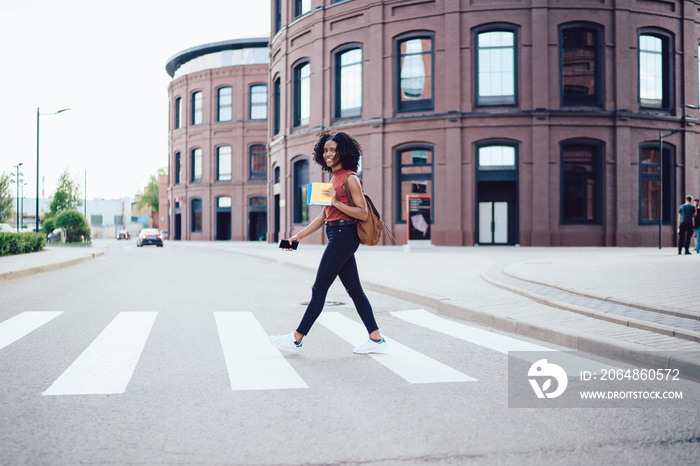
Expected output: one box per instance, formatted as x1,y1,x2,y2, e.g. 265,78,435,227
289,208,327,243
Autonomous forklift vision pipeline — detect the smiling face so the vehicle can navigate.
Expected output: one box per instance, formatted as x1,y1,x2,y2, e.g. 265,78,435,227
323,139,340,170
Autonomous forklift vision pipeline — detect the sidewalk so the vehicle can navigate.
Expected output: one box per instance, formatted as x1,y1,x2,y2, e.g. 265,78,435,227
2,240,699,381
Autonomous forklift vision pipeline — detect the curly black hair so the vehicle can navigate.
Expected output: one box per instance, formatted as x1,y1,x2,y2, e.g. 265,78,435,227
312,129,362,173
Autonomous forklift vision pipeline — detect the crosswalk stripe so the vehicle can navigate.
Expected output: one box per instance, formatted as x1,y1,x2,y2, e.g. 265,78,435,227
0,312,63,351
215,312,307,390
317,312,476,384
392,309,617,375
43,312,157,396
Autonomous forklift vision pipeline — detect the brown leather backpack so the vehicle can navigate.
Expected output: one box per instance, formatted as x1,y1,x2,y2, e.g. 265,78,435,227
342,172,396,246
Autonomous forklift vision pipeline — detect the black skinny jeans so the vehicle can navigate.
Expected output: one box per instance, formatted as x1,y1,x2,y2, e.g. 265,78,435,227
679,222,694,253
296,224,378,336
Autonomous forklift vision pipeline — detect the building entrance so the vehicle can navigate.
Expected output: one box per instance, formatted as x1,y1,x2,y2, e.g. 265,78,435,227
476,181,518,245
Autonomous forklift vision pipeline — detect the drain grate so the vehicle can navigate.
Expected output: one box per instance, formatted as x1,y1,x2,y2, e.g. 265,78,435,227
300,300,345,307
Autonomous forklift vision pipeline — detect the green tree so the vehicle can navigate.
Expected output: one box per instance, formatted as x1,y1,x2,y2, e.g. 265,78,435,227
55,209,91,243
48,169,82,219
135,170,164,213
0,172,14,223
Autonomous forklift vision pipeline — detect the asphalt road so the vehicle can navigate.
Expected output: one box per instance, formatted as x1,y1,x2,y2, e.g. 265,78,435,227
1,241,698,465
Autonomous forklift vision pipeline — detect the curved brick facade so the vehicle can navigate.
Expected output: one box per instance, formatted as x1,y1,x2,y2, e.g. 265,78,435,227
268,0,700,246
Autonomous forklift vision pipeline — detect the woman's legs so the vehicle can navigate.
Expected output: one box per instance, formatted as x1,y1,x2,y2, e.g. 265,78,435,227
337,255,379,336
295,227,358,339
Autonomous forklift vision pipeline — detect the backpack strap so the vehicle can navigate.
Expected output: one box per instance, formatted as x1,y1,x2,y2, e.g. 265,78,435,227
342,171,360,208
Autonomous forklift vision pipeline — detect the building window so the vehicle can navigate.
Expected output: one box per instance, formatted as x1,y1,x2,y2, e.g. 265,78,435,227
174,97,182,129
174,152,181,184
639,32,672,109
335,47,362,119
217,87,232,122
293,159,309,224
396,146,433,222
561,142,602,224
478,145,516,170
250,84,268,120
639,144,673,224
191,148,202,182
293,62,311,127
191,198,202,232
475,28,516,106
273,77,281,135
250,144,267,180
274,0,281,34
561,26,601,106
397,36,434,112
217,146,232,181
294,0,311,18
191,91,203,125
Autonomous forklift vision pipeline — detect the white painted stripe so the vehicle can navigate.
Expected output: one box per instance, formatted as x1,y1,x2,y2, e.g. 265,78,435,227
215,312,307,390
43,312,157,396
0,312,63,351
318,312,475,384
392,309,616,375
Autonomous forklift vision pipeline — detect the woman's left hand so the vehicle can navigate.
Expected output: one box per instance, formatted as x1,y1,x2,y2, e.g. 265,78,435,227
322,186,337,204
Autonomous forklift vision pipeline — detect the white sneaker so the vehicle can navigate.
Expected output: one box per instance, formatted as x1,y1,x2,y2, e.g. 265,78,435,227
353,338,388,354
269,332,302,354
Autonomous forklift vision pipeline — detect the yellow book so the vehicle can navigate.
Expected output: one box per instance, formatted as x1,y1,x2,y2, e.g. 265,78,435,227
307,183,333,206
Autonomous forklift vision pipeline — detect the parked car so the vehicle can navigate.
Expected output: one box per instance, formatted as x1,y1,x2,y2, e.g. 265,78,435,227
0,223,15,233
117,230,130,240
47,228,65,243
136,228,163,247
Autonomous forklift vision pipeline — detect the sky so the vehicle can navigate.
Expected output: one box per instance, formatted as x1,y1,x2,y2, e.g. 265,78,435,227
0,0,270,201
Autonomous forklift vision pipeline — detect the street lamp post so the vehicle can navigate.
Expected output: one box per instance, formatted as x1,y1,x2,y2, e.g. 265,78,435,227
12,163,23,231
36,107,70,232
21,180,27,229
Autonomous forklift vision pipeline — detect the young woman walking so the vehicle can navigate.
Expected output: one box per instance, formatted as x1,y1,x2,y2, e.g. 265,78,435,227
270,130,387,354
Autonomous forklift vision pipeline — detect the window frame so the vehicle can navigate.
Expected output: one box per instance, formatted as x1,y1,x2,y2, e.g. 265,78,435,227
560,140,603,224
174,97,182,129
293,61,311,128
638,30,673,110
249,144,267,181
174,152,181,185
639,143,674,225
293,159,310,224
474,26,518,107
395,145,435,223
216,145,232,182
191,91,203,125
191,198,203,233
191,148,202,183
217,86,233,122
395,34,435,113
560,24,603,107
334,45,363,120
294,0,311,18
273,77,281,135
250,84,268,120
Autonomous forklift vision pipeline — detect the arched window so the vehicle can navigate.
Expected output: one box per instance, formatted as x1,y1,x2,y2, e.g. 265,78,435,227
191,148,202,182
250,144,267,180
335,47,362,119
191,91,203,125
293,159,309,224
560,25,601,106
217,86,232,122
217,146,232,181
191,198,202,232
639,31,673,109
475,27,516,106
250,84,268,120
293,62,311,127
560,141,602,223
273,77,281,135
174,97,182,129
396,146,433,222
396,35,434,112
639,144,673,224
174,152,181,184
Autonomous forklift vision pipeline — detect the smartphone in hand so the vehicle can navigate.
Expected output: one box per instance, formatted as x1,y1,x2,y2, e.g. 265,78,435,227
279,239,299,250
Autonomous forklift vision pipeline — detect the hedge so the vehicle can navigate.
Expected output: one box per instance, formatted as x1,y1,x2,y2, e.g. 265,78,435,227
0,232,47,257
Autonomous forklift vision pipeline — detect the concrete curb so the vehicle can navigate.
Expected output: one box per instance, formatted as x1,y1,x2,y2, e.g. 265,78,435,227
0,250,105,283
480,270,700,344
502,266,699,321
